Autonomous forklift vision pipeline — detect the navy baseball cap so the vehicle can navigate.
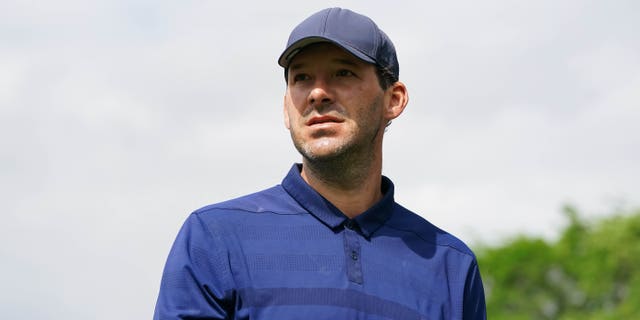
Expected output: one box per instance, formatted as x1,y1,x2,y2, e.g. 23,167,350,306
278,7,399,81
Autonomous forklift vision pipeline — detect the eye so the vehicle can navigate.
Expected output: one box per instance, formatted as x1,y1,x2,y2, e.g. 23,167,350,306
336,69,355,77
292,73,310,83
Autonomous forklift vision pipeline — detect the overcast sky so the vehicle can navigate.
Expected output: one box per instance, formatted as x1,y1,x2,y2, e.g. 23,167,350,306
1,0,639,318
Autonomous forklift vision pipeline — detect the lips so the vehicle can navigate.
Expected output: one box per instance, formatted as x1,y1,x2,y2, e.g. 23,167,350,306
306,115,343,126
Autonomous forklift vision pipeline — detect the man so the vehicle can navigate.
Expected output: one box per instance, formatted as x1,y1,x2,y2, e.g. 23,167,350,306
154,7,486,320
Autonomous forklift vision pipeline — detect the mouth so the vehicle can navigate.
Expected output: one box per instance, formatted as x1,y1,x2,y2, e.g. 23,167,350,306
306,115,344,126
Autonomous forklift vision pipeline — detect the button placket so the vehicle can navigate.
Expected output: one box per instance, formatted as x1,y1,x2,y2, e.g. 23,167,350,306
343,221,363,284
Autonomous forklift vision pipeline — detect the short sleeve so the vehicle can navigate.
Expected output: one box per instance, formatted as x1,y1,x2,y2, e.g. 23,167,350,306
462,260,487,320
154,212,235,320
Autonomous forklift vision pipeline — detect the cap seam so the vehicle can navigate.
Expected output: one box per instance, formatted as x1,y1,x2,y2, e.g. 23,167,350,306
321,8,332,36
370,20,379,59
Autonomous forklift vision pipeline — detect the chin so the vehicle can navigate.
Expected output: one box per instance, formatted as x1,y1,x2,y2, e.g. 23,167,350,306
296,140,349,162
302,147,343,161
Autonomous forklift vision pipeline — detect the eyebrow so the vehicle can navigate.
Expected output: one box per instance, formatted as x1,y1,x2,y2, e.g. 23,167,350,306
288,63,305,72
333,58,360,67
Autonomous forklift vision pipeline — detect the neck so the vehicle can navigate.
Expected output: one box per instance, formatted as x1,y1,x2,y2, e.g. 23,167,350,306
300,149,383,219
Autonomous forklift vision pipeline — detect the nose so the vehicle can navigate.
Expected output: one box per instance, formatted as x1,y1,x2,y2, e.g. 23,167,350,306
308,78,333,107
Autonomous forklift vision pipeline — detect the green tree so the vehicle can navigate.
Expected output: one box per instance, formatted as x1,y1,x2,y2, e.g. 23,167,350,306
477,206,640,319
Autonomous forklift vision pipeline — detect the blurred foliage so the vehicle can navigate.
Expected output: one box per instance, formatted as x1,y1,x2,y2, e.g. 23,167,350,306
477,206,640,319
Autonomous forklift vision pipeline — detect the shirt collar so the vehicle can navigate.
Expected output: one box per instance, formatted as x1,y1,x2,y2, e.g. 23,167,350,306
281,163,395,238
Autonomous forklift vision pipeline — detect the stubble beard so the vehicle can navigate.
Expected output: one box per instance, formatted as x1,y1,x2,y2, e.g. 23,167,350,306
290,96,384,188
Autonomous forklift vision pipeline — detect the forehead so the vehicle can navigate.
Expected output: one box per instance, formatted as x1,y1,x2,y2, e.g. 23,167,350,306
288,42,371,69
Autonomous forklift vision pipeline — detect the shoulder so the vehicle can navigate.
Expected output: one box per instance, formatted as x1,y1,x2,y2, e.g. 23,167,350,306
193,185,306,219
179,185,308,241
388,203,477,259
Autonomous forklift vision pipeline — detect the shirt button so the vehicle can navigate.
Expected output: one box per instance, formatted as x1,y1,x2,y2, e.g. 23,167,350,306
351,251,358,260
345,221,353,229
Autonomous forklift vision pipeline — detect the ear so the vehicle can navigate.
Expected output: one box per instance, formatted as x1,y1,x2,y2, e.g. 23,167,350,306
283,94,291,130
384,81,409,121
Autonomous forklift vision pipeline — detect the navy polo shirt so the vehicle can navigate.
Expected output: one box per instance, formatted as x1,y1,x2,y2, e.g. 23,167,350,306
154,164,486,319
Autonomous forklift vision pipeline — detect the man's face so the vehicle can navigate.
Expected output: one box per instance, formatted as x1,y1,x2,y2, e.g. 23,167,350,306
284,43,389,163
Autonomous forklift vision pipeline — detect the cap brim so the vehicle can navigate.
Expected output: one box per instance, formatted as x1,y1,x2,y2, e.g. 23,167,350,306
278,36,376,68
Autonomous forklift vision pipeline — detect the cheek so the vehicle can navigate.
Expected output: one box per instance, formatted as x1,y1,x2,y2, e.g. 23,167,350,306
283,97,303,127
286,87,308,107
283,107,291,130
359,93,385,122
